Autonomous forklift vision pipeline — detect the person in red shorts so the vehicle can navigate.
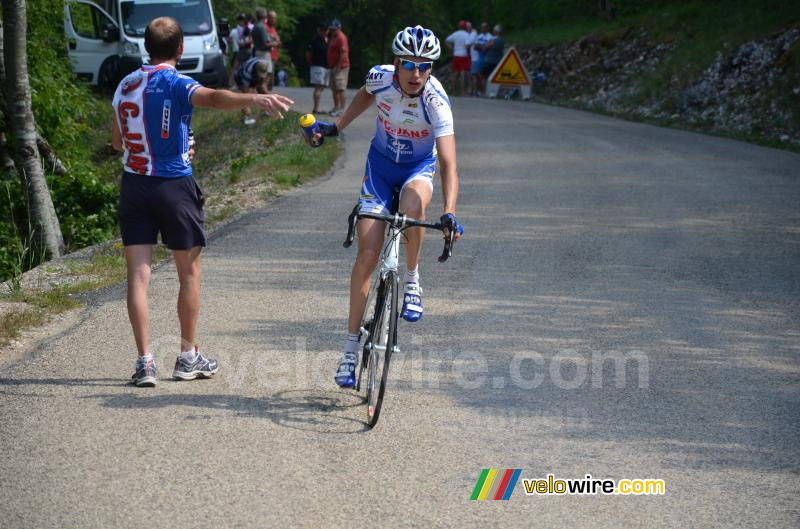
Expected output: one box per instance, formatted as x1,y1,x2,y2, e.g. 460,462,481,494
445,20,471,96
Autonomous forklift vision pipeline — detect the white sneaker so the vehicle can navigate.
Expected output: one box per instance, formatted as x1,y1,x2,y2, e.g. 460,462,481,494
243,116,256,126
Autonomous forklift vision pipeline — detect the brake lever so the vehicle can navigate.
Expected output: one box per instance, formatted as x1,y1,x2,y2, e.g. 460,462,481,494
438,227,455,262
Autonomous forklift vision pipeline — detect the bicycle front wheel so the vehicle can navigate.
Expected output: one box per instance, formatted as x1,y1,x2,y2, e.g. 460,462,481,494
366,271,399,428
357,274,383,394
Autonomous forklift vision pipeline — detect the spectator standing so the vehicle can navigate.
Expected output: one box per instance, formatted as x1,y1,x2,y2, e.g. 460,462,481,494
473,21,491,96
111,17,293,387
327,19,349,117
445,20,471,96
252,7,274,89
306,21,329,113
266,10,282,90
465,21,479,95
481,24,505,81
228,13,252,86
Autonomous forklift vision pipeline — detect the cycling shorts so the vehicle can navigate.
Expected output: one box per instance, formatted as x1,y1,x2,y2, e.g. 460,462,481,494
358,146,435,216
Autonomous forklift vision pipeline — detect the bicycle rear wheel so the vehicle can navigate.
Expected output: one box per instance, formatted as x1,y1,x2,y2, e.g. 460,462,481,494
366,271,399,428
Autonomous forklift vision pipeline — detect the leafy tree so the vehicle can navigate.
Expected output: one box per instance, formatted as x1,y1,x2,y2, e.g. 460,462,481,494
1,0,65,259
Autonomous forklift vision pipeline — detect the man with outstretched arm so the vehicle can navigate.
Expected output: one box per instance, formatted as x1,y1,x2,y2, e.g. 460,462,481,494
112,17,293,387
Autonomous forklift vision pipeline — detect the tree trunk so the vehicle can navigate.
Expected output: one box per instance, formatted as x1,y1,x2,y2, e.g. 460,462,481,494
2,0,65,258
0,14,67,175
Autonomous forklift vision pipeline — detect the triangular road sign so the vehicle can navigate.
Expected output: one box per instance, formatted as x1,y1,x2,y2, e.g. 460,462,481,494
489,47,531,85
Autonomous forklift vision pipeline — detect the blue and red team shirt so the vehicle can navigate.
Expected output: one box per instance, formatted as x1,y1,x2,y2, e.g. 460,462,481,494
112,64,202,178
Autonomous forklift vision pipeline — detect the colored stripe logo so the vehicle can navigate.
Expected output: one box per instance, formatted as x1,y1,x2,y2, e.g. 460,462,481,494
470,469,522,500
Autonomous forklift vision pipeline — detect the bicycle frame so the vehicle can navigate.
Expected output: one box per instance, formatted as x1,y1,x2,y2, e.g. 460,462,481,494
379,223,402,278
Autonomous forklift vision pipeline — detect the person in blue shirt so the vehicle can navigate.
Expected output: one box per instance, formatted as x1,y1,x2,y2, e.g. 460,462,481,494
112,17,293,387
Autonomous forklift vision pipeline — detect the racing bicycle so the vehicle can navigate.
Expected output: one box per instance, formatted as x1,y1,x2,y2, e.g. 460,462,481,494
343,201,456,427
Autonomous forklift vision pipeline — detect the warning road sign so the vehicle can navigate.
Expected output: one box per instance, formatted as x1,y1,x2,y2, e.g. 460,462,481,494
486,47,532,100
489,48,531,85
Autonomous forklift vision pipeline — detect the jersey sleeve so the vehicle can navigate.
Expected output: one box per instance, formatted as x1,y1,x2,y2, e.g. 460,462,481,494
423,77,454,138
111,85,122,130
173,74,202,108
111,85,121,112
364,65,394,95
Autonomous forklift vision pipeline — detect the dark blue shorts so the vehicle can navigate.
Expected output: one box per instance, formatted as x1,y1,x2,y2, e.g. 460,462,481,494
118,172,206,250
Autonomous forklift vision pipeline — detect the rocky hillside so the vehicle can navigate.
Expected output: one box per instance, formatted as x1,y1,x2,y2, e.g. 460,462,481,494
504,24,800,148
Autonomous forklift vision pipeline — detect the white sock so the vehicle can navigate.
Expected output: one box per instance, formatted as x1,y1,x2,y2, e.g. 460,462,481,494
343,333,359,355
136,354,153,366
180,348,197,361
404,267,419,285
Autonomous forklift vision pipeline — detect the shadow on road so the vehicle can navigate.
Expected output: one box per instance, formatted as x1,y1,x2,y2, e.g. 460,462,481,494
82,388,372,434
0,377,123,388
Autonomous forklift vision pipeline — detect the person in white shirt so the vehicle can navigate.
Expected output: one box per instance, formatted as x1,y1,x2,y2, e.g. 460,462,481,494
445,20,471,96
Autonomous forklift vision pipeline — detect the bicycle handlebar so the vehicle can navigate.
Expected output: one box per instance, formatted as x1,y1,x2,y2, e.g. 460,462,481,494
343,205,455,262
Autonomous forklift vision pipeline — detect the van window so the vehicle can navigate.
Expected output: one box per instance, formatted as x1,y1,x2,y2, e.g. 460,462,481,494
120,1,212,37
69,2,102,39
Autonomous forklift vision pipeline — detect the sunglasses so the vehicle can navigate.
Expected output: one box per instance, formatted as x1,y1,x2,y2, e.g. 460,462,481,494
399,59,433,72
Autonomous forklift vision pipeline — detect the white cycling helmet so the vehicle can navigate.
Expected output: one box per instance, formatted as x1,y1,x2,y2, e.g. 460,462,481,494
392,25,440,60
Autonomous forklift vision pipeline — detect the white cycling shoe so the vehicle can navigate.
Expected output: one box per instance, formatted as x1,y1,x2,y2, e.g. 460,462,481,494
334,351,358,388
401,283,423,322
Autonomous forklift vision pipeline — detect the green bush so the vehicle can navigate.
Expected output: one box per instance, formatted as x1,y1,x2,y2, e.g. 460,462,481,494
0,1,120,282
48,169,118,250
0,177,32,285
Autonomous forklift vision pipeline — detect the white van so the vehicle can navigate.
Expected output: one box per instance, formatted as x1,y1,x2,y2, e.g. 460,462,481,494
64,0,227,88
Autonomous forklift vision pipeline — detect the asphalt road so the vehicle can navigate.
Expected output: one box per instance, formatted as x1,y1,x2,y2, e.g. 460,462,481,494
1,87,799,528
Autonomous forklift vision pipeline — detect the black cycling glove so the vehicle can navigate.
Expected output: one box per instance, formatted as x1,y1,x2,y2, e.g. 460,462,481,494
440,213,464,236
317,121,339,137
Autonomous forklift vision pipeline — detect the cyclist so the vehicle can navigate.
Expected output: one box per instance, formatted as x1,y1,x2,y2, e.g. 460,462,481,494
311,25,464,388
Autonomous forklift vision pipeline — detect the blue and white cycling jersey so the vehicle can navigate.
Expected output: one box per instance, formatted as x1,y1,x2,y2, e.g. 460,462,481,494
364,65,454,164
112,64,202,178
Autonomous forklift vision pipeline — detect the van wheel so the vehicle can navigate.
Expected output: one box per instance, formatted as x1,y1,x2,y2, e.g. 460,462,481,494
98,58,119,94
